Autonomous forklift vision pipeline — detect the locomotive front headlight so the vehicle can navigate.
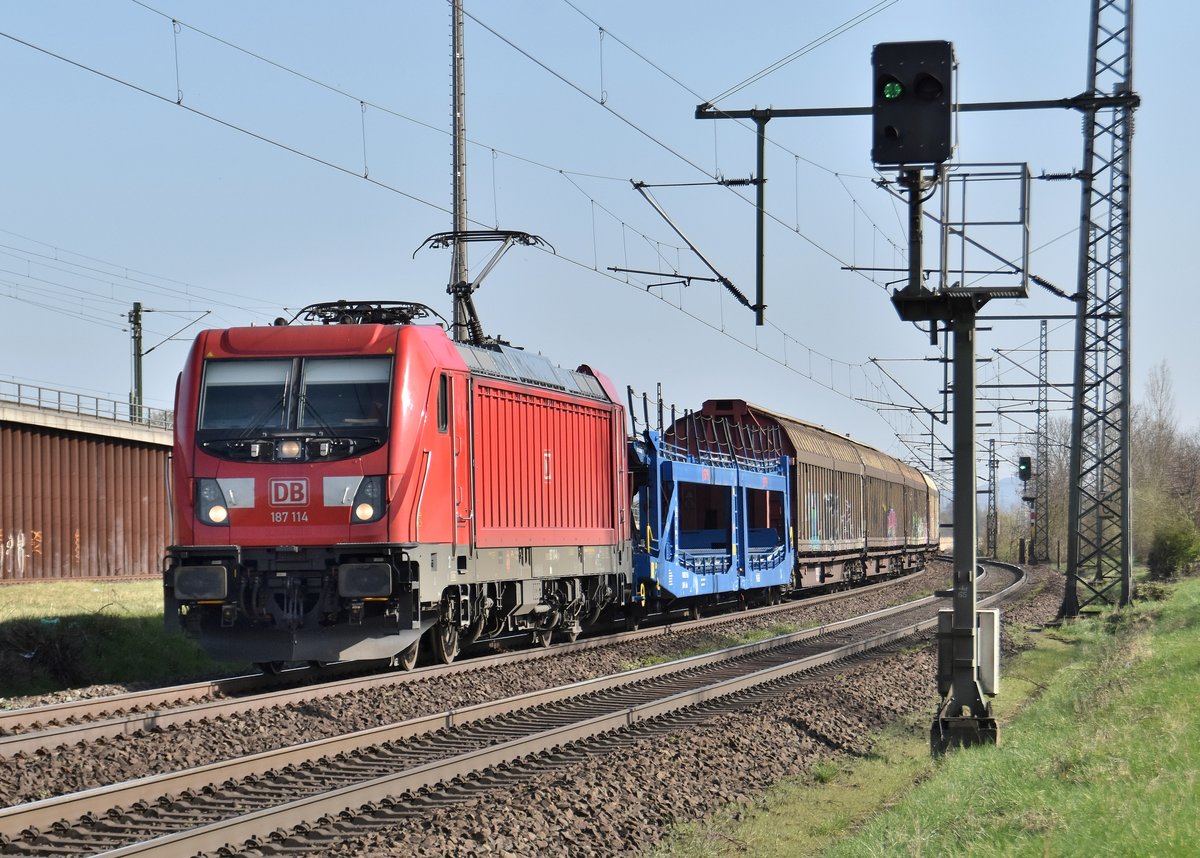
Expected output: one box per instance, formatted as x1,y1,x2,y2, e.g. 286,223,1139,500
196,479,231,527
278,440,303,459
351,476,386,523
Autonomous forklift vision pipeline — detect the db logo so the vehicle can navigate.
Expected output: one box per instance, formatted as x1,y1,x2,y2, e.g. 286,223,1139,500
269,478,308,506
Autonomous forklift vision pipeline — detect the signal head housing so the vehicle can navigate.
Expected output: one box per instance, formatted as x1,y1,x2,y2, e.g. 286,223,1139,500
871,40,954,167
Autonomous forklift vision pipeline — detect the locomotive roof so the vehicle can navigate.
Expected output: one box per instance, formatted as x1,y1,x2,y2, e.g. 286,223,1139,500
456,341,610,402
190,316,614,405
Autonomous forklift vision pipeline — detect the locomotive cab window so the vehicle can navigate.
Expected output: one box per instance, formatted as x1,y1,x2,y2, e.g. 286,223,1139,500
437,373,449,433
299,357,391,428
198,359,290,430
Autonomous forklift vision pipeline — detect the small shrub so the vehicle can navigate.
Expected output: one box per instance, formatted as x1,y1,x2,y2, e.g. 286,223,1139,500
1135,581,1172,602
810,760,840,784
1103,607,1156,636
1146,519,1200,580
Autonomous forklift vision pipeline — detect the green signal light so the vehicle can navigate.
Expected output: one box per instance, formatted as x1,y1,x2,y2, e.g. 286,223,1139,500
882,80,904,100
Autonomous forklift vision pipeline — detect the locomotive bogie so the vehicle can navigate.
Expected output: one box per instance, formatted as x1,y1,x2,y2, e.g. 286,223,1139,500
431,572,625,636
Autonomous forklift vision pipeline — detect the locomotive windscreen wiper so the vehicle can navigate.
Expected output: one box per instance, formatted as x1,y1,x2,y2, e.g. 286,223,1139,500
236,393,287,440
298,395,337,437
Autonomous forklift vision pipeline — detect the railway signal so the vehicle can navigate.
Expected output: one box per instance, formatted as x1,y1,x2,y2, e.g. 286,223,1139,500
871,40,954,166
1018,455,1032,481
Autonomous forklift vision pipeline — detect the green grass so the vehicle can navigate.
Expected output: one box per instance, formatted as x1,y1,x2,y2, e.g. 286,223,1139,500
0,580,245,699
656,576,1200,857
0,580,164,623
652,711,937,858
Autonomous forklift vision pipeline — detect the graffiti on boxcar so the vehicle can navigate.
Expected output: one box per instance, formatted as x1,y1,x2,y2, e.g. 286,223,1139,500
886,507,898,538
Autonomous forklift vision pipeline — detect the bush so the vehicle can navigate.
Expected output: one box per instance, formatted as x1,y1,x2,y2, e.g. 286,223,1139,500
1147,519,1200,581
0,617,99,694
0,609,244,698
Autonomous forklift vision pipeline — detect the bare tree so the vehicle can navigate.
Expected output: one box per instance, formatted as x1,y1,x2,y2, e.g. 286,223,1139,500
1130,362,1200,559
1135,360,1177,492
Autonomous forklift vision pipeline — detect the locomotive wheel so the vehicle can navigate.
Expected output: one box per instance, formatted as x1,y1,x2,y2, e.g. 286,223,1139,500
394,639,420,671
432,622,460,664
624,606,642,631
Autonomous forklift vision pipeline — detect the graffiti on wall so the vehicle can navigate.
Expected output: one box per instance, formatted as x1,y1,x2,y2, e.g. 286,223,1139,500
0,529,43,578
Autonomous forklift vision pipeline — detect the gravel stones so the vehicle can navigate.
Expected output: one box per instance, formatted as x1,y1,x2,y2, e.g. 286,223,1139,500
0,563,1064,858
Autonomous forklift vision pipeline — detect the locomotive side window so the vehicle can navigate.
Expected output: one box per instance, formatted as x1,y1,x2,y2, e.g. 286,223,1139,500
198,360,290,430
298,357,391,428
437,373,449,433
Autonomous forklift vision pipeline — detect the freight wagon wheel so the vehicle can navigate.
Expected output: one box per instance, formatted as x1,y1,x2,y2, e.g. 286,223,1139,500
393,640,420,671
255,662,286,676
533,628,554,648
432,622,460,664
686,603,702,621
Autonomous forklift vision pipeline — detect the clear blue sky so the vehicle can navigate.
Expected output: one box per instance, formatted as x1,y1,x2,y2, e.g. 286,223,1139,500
0,1,1192,491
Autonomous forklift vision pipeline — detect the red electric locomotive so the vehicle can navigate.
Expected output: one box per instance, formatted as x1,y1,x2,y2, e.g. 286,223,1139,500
164,301,631,669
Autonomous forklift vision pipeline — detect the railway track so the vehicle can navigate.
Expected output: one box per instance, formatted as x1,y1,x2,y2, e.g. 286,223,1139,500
0,561,1023,857
0,568,935,755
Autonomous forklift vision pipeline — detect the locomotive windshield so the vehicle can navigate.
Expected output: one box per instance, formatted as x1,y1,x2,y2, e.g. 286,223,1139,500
298,358,390,428
197,356,392,442
199,360,290,430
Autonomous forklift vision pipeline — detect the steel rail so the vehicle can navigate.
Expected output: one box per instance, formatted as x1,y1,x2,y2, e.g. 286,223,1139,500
0,564,1017,853
99,564,1023,857
0,567,933,752
0,674,266,734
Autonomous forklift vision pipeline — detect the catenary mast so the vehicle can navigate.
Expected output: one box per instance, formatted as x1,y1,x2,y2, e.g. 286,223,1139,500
449,0,470,343
1063,0,1137,614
